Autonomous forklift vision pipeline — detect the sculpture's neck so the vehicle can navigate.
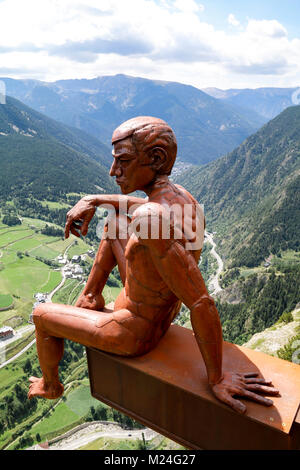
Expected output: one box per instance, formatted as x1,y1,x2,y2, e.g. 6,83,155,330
144,175,170,198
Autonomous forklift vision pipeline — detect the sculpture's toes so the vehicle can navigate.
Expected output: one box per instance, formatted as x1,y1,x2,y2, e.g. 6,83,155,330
29,376,40,383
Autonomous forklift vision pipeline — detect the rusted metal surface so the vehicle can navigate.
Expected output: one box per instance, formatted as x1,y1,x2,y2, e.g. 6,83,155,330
86,324,300,450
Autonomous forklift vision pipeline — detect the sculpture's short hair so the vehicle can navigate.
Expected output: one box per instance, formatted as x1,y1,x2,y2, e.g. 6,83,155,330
112,116,177,175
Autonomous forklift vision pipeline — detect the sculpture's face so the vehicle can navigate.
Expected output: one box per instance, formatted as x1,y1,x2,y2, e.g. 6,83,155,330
110,137,155,194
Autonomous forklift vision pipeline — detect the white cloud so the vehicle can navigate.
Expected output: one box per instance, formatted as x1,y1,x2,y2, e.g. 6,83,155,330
0,0,299,88
246,19,288,38
228,13,240,27
174,0,204,13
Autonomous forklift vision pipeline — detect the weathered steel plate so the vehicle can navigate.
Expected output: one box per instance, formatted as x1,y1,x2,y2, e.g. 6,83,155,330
86,324,300,449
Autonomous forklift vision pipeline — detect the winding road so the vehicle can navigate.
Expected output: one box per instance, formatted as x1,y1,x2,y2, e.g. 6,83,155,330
205,232,224,295
49,426,158,450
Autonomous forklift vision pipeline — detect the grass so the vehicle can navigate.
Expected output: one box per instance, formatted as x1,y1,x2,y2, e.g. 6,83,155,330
39,200,71,210
68,283,84,305
30,384,101,440
79,437,142,451
102,286,122,304
67,239,92,259
0,294,13,309
9,236,50,253
239,267,264,278
29,244,60,259
31,402,80,436
0,216,64,305
39,270,62,294
0,346,36,400
0,299,33,328
21,217,49,230
3,330,35,362
64,384,103,416
0,255,60,299
0,229,34,248
52,279,80,304
79,435,186,451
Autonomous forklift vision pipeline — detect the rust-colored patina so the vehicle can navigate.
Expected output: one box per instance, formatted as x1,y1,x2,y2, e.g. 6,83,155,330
28,116,282,418
87,324,300,450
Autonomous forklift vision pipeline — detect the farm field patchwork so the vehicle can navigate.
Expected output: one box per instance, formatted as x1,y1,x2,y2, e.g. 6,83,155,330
0,294,13,309
0,255,62,299
30,384,101,438
0,229,34,248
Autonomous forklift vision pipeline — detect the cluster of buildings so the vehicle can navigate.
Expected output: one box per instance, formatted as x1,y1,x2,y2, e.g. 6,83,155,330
29,293,48,323
0,326,14,340
27,251,94,323
64,261,84,280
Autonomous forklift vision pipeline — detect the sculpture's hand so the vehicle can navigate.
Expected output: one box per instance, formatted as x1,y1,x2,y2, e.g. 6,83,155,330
65,197,96,238
211,371,280,414
75,292,105,311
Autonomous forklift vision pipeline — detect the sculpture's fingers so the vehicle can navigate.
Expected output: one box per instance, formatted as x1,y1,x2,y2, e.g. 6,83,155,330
73,220,83,229
81,210,95,236
243,372,259,378
244,378,273,386
225,394,247,414
64,219,71,239
244,384,280,396
214,389,246,414
70,225,81,238
238,389,273,407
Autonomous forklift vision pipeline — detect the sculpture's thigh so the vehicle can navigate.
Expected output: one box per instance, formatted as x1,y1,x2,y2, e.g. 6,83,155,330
33,302,148,356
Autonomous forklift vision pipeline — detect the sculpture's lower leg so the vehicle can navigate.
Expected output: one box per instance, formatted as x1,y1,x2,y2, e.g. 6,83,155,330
28,302,149,399
28,214,131,400
28,324,64,399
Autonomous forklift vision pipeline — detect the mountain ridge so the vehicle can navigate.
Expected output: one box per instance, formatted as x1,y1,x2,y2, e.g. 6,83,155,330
203,86,300,121
0,74,265,165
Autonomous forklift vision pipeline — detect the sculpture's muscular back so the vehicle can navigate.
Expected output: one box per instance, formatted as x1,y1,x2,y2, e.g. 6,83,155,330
114,181,203,335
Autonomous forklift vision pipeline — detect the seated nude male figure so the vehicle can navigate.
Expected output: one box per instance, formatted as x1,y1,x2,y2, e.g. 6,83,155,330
28,116,279,414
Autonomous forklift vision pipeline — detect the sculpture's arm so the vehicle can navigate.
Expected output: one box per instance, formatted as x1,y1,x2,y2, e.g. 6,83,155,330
142,230,223,385
74,231,118,310
135,207,280,413
65,194,147,238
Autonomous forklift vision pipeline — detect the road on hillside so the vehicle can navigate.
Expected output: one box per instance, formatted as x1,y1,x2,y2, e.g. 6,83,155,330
49,426,158,450
0,336,36,369
205,232,224,295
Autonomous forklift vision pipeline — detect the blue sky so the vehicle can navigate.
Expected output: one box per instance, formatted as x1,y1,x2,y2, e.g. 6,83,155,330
0,0,299,89
201,1,300,39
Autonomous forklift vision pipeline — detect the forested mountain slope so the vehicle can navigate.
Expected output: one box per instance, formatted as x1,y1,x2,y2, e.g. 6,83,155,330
0,97,116,200
178,105,300,267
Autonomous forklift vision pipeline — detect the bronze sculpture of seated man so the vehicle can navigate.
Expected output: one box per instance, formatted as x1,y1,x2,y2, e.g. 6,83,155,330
28,116,279,414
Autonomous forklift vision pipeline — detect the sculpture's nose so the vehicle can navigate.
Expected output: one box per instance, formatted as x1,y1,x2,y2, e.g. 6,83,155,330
109,159,121,177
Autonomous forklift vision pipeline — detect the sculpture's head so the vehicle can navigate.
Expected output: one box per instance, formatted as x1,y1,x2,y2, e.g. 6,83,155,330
110,116,177,194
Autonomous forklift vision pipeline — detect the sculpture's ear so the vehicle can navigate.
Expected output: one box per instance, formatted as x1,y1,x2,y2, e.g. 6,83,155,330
148,147,167,173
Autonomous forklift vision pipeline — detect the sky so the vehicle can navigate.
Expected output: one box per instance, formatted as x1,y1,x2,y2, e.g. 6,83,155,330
0,0,300,89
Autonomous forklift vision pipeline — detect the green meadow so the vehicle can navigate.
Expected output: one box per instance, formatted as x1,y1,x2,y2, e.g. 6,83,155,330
31,384,102,439
0,255,62,299
0,294,13,309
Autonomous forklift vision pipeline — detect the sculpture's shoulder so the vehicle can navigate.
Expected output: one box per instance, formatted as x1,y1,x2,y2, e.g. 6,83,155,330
131,201,169,220
173,183,199,205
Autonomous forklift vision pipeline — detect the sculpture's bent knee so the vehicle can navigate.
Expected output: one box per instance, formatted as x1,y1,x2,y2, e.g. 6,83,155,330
32,303,49,327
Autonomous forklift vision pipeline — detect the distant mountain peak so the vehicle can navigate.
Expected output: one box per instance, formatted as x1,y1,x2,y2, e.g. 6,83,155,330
0,74,265,165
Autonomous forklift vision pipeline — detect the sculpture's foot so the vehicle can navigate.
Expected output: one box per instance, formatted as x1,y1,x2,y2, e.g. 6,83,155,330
28,376,64,400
